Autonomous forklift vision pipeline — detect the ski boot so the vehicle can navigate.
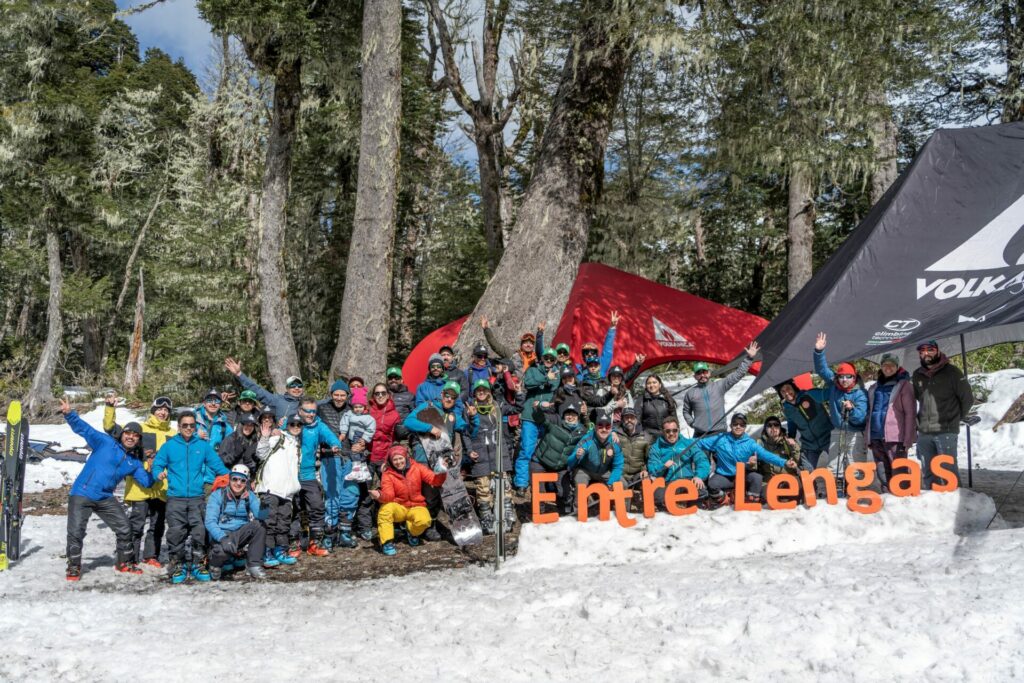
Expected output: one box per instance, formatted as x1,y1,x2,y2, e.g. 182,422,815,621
143,558,162,569
114,561,143,575
478,509,495,535
170,563,189,585
503,496,516,531
191,563,212,582
287,540,301,558
423,524,442,542
322,526,336,553
407,533,423,547
337,527,358,549
66,563,82,582
381,541,397,556
209,565,223,581
263,550,281,568
513,486,528,498
233,557,247,571
246,565,268,580
273,546,298,566
358,528,375,542
307,533,330,557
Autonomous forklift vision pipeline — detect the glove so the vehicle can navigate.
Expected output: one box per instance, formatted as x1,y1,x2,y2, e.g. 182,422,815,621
219,536,237,556
433,458,448,474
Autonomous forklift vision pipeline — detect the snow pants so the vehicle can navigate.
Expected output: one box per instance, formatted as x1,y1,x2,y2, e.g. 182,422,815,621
259,493,292,550
128,498,166,563
514,420,544,488
209,520,266,568
321,456,348,528
166,496,207,565
377,502,431,544
66,495,133,568
868,440,908,491
293,479,325,538
708,471,763,498
917,432,960,490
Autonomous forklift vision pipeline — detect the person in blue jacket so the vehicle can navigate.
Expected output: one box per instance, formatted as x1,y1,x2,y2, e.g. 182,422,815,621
60,398,155,581
151,410,230,584
574,310,619,379
647,415,711,508
415,353,448,406
698,414,797,503
286,397,343,558
194,388,232,453
224,356,305,420
205,464,266,581
568,413,624,487
812,332,879,493
776,380,833,471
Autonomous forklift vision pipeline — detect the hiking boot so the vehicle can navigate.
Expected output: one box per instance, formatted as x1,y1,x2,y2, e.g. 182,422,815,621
170,563,188,585
273,547,298,566
66,563,82,582
263,550,281,568
407,533,423,547
513,486,528,498
307,541,329,557
423,525,441,542
143,558,162,569
381,541,397,556
114,561,143,575
246,565,268,580
191,564,212,582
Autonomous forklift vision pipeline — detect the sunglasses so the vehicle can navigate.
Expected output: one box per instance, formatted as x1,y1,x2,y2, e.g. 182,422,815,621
288,421,303,428
596,424,612,430
663,428,679,434
732,422,747,428
373,391,388,397
179,423,196,429
837,374,855,380
229,476,247,482
557,350,569,356
205,398,222,405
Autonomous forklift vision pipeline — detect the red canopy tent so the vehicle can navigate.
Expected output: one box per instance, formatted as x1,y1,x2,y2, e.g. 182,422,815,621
401,263,810,393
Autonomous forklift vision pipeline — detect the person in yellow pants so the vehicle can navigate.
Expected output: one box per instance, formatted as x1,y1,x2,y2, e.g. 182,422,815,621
370,444,446,556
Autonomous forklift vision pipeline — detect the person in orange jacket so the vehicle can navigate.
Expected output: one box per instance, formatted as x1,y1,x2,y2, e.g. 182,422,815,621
369,444,447,556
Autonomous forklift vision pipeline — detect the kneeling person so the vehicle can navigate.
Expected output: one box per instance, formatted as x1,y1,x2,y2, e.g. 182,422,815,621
647,416,710,509
699,413,797,503
206,465,267,580
369,445,447,556
569,414,624,488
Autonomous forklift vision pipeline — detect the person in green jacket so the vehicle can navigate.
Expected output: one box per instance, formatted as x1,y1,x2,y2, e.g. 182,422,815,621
528,398,589,514
514,348,560,494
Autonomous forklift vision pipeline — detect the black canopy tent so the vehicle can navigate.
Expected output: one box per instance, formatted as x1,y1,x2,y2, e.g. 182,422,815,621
736,123,1024,484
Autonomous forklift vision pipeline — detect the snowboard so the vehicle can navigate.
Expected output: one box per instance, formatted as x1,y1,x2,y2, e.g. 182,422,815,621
417,407,483,547
1,401,29,570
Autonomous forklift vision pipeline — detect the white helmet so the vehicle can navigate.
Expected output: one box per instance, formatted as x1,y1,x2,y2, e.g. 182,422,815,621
230,464,250,480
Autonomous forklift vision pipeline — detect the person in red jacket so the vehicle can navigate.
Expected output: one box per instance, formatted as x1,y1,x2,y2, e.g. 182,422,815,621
369,444,446,556
368,383,401,470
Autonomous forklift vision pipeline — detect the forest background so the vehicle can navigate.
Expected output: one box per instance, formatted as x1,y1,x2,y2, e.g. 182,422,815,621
2,0,1022,414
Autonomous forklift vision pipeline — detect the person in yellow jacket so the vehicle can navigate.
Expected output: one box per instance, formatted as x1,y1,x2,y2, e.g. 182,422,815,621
104,393,175,568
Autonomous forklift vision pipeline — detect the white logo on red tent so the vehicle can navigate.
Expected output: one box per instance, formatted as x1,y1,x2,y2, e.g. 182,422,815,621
652,316,694,349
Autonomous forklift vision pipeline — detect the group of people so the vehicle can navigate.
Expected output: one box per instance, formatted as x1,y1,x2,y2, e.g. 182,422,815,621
59,313,975,583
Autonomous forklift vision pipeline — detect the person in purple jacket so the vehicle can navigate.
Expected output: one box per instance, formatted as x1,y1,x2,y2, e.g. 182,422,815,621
865,354,917,492
60,398,155,581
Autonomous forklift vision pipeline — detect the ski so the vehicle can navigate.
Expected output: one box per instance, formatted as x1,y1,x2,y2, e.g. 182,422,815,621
1,400,29,570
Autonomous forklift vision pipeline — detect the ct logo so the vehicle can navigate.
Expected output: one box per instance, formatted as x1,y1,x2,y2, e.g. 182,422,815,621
884,319,921,332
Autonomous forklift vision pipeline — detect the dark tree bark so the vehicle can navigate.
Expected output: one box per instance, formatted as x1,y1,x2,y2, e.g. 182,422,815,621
249,53,302,390
453,0,636,356
787,161,815,300
330,0,402,381
28,230,63,416
868,92,898,205
123,268,146,394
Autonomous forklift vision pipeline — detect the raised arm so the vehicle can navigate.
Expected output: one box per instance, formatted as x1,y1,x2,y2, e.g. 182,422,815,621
599,311,619,376
482,319,512,359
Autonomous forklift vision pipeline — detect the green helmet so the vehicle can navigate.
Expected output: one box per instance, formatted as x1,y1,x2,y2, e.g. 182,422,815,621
386,366,402,379
239,390,258,402
472,379,491,393
442,381,462,397
693,362,710,373
555,343,571,355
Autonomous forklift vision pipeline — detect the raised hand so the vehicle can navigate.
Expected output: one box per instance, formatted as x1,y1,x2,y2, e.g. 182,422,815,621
59,397,71,415
104,391,118,407
610,310,620,327
481,316,489,329
745,341,760,359
224,357,242,376
537,320,546,332
815,332,827,351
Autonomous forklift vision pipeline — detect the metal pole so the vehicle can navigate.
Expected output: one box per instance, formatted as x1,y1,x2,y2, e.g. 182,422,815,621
960,334,973,489
494,411,505,570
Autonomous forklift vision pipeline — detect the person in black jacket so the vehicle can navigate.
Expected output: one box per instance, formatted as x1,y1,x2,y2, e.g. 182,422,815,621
462,380,517,533
218,412,259,472
385,367,415,420
634,374,678,438
912,340,974,490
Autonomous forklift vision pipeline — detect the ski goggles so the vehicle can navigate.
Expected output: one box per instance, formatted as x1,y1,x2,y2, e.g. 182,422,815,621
152,396,172,409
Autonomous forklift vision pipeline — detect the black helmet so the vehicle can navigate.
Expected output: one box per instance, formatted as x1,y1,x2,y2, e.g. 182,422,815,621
473,342,489,357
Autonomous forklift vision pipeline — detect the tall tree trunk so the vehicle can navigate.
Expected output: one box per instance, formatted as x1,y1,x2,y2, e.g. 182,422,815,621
123,268,146,395
787,161,815,299
99,183,165,369
476,131,505,272
256,57,302,391
868,92,899,204
27,230,63,416
454,0,636,355
330,0,402,381
244,190,262,347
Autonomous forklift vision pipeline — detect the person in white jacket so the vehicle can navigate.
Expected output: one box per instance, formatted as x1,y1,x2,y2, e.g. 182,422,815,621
255,410,302,568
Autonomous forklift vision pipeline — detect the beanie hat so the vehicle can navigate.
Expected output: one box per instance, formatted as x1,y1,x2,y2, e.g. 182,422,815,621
350,387,368,406
916,339,939,351
880,353,900,366
330,379,350,394
836,362,857,376
122,422,143,435
428,353,444,368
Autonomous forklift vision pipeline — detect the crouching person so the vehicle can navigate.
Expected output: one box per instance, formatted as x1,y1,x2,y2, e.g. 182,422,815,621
60,399,155,581
369,444,447,556
206,465,266,580
647,416,710,509
569,414,624,488
699,413,797,504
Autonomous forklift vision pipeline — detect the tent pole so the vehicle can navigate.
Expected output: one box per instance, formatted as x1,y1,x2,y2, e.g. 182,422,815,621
960,334,973,489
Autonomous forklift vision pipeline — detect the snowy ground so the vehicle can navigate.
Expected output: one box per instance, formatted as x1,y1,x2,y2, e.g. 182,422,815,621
1,490,1022,681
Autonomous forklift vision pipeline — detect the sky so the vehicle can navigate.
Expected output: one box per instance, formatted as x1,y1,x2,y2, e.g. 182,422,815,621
115,0,215,78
